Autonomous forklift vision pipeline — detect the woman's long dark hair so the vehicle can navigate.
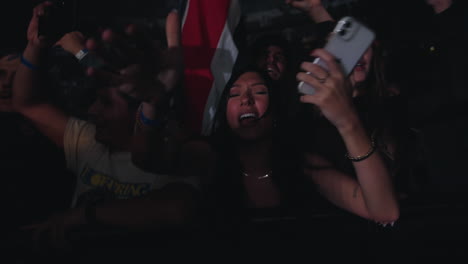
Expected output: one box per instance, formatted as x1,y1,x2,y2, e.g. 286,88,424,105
209,68,274,213
354,40,391,106
208,67,307,219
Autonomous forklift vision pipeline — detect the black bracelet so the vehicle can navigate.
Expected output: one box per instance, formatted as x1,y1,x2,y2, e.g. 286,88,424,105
344,131,377,162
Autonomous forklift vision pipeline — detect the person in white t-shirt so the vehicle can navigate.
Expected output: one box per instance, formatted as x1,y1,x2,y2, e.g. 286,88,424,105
13,1,199,249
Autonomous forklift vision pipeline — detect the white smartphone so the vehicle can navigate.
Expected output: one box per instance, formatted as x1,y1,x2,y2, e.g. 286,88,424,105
297,16,375,95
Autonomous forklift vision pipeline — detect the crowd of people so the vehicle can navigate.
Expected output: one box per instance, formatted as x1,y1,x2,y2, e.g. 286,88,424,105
2,0,467,262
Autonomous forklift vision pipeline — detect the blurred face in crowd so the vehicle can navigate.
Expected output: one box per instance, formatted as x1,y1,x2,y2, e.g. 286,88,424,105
87,86,136,150
0,54,20,112
257,45,287,81
350,45,373,88
226,71,273,141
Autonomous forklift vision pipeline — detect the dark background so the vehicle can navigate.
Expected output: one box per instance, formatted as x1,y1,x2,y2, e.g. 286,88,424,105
2,0,467,260
0,0,434,50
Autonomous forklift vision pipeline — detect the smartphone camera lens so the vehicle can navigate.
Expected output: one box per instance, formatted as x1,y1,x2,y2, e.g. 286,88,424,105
338,29,347,36
344,21,352,28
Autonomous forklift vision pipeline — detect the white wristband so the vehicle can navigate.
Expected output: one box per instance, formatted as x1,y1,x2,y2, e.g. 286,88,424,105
75,49,89,61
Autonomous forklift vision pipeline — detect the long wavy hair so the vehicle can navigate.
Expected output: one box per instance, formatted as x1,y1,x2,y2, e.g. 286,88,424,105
208,67,307,219
353,39,392,105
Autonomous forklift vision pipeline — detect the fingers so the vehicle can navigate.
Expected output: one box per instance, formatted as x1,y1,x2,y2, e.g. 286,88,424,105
297,48,347,106
63,31,85,42
55,31,87,53
88,29,126,69
28,2,55,45
97,29,134,68
86,37,99,51
33,1,53,17
301,62,330,81
297,71,322,93
30,3,47,34
166,10,181,48
311,49,345,78
97,25,156,69
80,13,181,104
297,61,329,95
300,93,320,105
76,31,85,39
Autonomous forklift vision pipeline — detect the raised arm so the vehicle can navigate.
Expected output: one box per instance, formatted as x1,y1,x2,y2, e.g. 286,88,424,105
286,0,334,23
127,10,187,174
426,0,453,14
298,49,399,223
13,1,69,148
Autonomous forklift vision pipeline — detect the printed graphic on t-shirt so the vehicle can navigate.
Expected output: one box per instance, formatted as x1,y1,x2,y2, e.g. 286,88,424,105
76,167,152,206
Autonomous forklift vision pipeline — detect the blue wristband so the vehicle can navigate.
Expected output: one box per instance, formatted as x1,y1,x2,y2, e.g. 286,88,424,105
139,108,163,127
20,55,39,70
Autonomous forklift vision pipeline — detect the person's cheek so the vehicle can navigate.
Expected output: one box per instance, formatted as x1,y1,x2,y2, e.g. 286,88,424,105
258,98,269,117
226,102,238,128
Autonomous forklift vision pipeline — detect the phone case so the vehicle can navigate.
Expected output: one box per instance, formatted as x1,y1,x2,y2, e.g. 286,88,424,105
298,16,375,95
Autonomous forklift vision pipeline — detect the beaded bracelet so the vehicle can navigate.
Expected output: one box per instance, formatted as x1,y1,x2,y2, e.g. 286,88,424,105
345,131,377,162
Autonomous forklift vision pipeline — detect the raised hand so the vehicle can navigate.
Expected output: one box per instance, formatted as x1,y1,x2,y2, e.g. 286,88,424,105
297,48,358,132
85,10,183,107
55,31,87,55
27,1,54,48
285,0,323,13
285,0,333,23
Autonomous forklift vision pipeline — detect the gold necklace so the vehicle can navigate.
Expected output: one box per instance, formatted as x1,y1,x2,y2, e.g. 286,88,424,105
242,170,272,180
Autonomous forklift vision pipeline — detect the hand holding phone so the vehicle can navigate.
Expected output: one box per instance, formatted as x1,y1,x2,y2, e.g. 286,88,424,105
297,16,375,95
